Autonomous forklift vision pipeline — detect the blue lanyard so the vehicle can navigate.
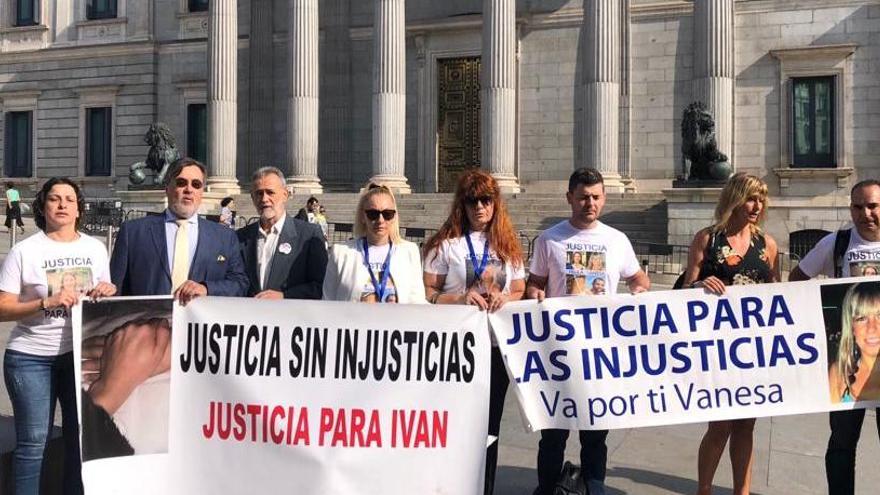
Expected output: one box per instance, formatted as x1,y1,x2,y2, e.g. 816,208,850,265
362,238,393,302
465,232,490,280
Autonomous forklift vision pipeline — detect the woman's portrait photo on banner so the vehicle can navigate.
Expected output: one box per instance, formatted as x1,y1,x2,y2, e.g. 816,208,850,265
79,298,173,461
47,267,93,296
822,280,880,404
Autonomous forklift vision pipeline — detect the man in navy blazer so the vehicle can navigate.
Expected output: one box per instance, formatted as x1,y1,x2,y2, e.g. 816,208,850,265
111,157,249,300
237,166,326,299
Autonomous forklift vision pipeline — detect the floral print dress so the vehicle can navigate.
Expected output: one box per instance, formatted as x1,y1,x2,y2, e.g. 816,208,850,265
699,231,773,285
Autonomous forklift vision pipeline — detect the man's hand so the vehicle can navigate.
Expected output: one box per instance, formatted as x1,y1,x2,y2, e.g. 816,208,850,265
46,288,80,310
87,282,117,301
255,289,284,300
174,280,208,306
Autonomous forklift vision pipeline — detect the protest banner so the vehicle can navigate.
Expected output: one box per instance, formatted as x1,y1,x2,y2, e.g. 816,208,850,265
488,278,880,431
169,297,490,494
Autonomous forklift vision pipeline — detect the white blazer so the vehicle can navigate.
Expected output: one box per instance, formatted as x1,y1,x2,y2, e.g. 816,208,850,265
322,238,427,304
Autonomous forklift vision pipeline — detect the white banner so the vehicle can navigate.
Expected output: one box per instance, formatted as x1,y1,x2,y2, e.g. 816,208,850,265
169,297,490,495
75,297,490,495
489,278,880,431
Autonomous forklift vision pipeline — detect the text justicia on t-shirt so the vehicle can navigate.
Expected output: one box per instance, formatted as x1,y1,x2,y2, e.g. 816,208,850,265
846,250,880,262
41,257,95,269
565,242,607,252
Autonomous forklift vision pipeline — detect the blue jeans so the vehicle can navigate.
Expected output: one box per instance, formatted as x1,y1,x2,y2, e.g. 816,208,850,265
4,349,83,495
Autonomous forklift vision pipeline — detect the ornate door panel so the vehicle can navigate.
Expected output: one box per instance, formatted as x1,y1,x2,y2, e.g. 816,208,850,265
438,57,481,192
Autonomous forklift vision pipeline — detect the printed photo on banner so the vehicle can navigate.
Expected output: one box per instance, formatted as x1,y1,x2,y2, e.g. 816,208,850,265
821,280,880,404
850,262,880,277
466,257,506,295
80,297,173,461
47,267,93,295
361,262,398,303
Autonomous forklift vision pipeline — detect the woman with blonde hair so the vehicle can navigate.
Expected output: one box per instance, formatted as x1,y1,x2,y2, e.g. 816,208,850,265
322,183,425,303
682,172,780,495
829,282,880,403
423,169,525,495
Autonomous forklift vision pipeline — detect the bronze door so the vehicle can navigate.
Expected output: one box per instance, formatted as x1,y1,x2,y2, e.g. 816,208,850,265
438,57,481,193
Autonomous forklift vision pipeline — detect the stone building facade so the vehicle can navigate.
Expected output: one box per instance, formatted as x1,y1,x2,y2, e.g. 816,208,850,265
0,1,878,248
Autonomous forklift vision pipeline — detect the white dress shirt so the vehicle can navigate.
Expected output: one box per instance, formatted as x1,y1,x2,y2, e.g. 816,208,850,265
256,214,286,290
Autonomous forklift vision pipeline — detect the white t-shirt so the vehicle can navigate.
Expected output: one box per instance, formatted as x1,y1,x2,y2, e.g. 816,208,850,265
357,242,398,303
797,228,880,278
529,220,640,298
424,231,526,296
0,231,110,356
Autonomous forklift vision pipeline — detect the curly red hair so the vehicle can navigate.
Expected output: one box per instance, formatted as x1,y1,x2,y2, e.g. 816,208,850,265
423,170,523,266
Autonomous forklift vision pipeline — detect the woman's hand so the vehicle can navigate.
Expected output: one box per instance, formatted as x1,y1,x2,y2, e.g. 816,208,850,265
87,282,117,301
462,288,488,310
46,288,80,310
693,276,726,295
486,291,509,313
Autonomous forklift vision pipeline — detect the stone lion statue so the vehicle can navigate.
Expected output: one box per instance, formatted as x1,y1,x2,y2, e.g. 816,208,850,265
680,101,729,181
128,123,180,186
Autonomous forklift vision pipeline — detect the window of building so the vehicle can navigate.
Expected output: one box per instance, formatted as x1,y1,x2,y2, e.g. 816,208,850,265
789,229,831,260
15,0,37,26
792,76,835,168
187,103,207,164
4,111,32,178
85,107,112,176
86,0,117,20
189,0,208,13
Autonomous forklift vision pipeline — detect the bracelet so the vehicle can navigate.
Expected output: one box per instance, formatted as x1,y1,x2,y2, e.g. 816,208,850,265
39,297,47,310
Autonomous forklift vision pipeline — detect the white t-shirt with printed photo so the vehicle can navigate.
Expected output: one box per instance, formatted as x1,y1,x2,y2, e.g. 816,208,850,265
424,231,526,296
529,220,641,298
0,231,110,356
797,228,880,278
357,242,399,303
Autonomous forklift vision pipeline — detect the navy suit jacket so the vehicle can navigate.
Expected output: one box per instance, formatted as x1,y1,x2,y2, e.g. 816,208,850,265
237,217,327,299
110,213,249,297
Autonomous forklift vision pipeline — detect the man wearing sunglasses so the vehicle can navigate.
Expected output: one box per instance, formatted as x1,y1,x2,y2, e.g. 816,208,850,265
110,157,249,301
237,166,327,300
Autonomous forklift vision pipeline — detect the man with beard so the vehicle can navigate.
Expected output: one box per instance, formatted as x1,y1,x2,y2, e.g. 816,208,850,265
237,166,327,299
110,157,249,301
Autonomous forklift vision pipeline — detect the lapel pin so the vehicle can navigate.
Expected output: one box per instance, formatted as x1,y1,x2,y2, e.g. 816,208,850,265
217,254,226,263
278,242,292,255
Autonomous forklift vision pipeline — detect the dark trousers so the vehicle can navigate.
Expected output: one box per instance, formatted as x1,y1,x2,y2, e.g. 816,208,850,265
536,428,609,495
484,347,510,495
826,408,880,495
5,201,23,229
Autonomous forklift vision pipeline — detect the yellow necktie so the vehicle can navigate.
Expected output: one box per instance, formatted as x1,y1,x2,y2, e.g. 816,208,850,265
171,219,189,292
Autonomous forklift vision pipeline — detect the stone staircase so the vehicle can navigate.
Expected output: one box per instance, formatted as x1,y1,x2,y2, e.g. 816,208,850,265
232,192,669,245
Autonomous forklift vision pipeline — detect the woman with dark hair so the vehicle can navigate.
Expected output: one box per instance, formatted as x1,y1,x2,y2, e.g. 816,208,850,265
0,177,116,495
219,196,235,228
422,170,525,495
682,172,779,495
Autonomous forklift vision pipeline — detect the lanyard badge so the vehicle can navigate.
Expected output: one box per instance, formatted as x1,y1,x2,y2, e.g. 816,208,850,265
465,232,490,280
362,238,394,302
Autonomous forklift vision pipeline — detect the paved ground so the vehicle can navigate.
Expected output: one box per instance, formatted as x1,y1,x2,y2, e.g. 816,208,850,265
0,223,879,493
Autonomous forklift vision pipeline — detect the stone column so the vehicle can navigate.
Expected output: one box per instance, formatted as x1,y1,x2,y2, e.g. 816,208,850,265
288,0,323,193
206,0,240,193
693,0,734,161
582,0,623,192
481,0,520,193
248,0,274,180
370,0,411,193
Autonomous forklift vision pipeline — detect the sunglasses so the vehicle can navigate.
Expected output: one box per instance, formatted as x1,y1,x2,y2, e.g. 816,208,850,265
174,178,204,190
465,195,494,207
364,209,396,221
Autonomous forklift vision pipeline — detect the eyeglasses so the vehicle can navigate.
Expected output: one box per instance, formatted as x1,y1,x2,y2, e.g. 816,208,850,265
364,209,396,221
465,195,494,207
174,178,204,190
